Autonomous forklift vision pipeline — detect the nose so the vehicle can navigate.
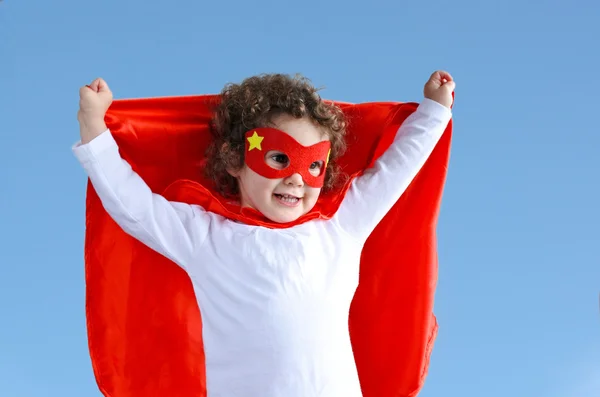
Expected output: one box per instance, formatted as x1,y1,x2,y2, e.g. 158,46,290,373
284,173,304,187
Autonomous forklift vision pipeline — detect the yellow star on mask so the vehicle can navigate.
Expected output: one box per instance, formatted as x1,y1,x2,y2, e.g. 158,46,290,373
247,131,264,151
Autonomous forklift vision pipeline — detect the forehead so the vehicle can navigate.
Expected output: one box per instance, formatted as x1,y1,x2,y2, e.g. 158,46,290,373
270,114,329,147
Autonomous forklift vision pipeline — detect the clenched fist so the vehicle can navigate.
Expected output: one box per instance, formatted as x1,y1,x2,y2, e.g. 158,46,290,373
78,78,113,144
424,71,455,108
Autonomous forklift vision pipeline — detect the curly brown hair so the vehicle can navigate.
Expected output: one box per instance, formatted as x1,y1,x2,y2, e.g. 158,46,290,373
205,73,348,198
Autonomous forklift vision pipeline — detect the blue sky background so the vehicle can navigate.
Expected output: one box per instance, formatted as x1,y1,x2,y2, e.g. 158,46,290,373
1,0,599,396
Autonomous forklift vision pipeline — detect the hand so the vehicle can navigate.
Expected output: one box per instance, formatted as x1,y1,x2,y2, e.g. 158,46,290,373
423,71,455,108
78,78,113,144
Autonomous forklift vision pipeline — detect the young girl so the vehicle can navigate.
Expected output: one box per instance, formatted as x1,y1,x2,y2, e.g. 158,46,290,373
74,72,454,397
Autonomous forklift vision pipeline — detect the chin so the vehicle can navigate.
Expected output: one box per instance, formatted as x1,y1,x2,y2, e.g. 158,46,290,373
267,210,303,224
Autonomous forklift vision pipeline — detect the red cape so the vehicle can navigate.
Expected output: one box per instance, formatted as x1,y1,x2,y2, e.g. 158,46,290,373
84,94,453,397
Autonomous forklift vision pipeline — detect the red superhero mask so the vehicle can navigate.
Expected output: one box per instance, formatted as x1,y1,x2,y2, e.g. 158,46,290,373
244,128,331,188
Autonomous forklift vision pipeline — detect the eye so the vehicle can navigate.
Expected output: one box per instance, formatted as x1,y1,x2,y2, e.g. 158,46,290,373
308,161,324,176
271,154,289,164
265,152,289,170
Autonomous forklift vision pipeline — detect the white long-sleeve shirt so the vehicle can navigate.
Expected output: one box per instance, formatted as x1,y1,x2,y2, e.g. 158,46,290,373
73,98,452,397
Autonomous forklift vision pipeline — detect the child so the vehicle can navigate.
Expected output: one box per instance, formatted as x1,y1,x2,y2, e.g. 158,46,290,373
74,72,454,397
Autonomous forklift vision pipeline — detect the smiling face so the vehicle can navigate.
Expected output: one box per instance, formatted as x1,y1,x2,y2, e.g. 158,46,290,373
228,114,330,223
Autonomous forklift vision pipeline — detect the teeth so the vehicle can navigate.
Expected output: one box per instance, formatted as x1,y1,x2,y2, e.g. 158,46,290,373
276,194,299,203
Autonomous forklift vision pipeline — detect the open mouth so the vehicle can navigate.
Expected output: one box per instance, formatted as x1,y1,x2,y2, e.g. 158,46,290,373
274,193,301,207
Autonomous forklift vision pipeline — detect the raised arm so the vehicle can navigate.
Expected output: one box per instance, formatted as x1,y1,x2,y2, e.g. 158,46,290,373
74,78,211,270
332,71,454,241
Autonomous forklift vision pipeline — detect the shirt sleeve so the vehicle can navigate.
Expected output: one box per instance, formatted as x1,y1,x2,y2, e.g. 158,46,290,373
332,99,452,241
72,129,211,270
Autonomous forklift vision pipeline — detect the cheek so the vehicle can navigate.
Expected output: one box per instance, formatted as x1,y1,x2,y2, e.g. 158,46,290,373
244,169,278,194
304,187,322,202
